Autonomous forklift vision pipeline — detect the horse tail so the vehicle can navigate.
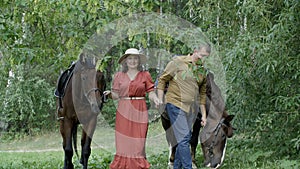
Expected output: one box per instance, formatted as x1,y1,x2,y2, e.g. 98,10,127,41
72,124,79,159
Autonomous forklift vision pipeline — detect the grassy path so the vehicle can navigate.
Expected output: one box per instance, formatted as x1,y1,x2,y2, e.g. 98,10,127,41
0,122,171,169
1,121,299,169
0,122,168,154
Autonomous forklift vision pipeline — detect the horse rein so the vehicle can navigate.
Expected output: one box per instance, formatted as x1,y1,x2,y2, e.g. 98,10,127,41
207,118,227,158
86,87,108,104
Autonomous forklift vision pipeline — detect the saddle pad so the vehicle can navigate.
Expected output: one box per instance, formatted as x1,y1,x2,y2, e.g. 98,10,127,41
54,62,76,98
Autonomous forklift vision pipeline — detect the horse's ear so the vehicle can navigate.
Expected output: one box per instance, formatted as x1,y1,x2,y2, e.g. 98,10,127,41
79,53,86,64
224,115,236,137
93,57,96,65
207,72,214,80
225,115,237,130
225,115,234,122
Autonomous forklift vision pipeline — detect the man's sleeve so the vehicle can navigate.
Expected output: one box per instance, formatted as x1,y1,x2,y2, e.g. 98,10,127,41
157,61,176,90
199,76,207,105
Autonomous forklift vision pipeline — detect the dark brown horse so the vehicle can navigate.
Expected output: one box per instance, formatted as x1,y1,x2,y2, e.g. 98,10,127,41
56,53,106,169
161,72,235,168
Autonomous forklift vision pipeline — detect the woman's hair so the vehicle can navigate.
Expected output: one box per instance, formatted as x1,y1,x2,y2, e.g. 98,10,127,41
121,56,143,72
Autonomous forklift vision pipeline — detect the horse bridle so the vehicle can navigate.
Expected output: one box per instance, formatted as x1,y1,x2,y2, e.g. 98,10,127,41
207,117,227,158
79,58,108,103
86,88,101,98
86,87,108,105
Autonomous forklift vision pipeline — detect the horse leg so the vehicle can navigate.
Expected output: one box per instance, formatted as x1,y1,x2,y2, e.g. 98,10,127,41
190,113,202,169
80,118,97,169
161,111,177,166
80,130,86,165
170,145,176,163
60,119,74,169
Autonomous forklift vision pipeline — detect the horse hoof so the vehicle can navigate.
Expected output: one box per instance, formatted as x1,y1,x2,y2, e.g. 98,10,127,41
168,162,174,169
192,162,198,169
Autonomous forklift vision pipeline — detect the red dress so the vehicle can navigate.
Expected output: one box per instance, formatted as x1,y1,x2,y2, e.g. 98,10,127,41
109,71,154,169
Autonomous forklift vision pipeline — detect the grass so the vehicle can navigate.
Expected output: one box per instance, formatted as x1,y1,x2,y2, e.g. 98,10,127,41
0,151,64,169
0,120,299,169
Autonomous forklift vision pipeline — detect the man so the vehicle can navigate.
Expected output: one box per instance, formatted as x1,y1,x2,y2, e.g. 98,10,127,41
157,43,211,169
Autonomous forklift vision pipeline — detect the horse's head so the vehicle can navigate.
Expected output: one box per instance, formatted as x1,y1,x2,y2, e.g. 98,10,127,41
198,72,236,168
201,113,235,169
73,53,106,114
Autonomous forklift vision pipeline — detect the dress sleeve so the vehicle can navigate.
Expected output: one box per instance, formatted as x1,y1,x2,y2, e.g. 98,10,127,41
144,71,155,93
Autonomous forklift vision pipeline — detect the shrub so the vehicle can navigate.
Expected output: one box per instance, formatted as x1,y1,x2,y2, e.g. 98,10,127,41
0,64,55,137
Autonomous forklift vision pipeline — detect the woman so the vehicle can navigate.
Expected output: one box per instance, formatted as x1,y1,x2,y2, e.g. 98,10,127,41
105,48,160,169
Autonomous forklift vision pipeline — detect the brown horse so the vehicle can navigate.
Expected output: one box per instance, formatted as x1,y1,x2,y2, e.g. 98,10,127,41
56,53,106,169
161,72,235,169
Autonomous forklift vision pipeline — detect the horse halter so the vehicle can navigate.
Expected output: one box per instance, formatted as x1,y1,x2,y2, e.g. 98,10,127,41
79,58,107,106
86,88,101,97
79,68,106,111
207,118,227,158
87,87,107,100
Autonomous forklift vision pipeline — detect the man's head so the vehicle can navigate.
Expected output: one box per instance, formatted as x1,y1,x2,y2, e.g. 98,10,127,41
191,43,211,64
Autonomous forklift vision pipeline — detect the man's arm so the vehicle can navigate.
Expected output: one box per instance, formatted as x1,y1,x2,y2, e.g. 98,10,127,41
200,104,206,126
199,76,207,126
156,61,175,103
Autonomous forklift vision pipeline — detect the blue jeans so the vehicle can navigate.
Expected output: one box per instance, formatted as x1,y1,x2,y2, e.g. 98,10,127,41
166,103,196,169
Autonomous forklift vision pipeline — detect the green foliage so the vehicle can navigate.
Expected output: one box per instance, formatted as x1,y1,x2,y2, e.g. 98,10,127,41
0,64,55,136
221,0,300,159
96,55,112,73
277,159,300,169
0,151,63,169
83,153,113,169
98,99,117,127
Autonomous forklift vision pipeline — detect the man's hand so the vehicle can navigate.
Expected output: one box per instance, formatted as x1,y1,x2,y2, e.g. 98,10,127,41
153,97,161,108
201,117,207,126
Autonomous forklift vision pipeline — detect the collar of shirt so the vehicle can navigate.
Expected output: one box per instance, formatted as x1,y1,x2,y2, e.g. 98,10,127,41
177,54,193,64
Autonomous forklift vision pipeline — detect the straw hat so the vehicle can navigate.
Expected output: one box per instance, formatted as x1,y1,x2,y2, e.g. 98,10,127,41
118,48,147,64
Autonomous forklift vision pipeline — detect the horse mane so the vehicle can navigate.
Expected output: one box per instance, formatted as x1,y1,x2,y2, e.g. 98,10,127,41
206,72,225,113
201,72,227,142
73,60,81,73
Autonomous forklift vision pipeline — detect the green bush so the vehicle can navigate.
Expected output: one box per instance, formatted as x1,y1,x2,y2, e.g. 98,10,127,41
0,64,55,137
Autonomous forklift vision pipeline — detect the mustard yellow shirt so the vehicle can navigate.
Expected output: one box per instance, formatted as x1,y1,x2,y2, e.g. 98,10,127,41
157,55,206,113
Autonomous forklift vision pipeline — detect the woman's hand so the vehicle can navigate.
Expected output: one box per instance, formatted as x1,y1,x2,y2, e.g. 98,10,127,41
149,91,160,108
103,90,112,99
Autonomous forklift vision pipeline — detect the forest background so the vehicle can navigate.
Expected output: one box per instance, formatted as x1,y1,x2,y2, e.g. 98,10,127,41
0,0,299,168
